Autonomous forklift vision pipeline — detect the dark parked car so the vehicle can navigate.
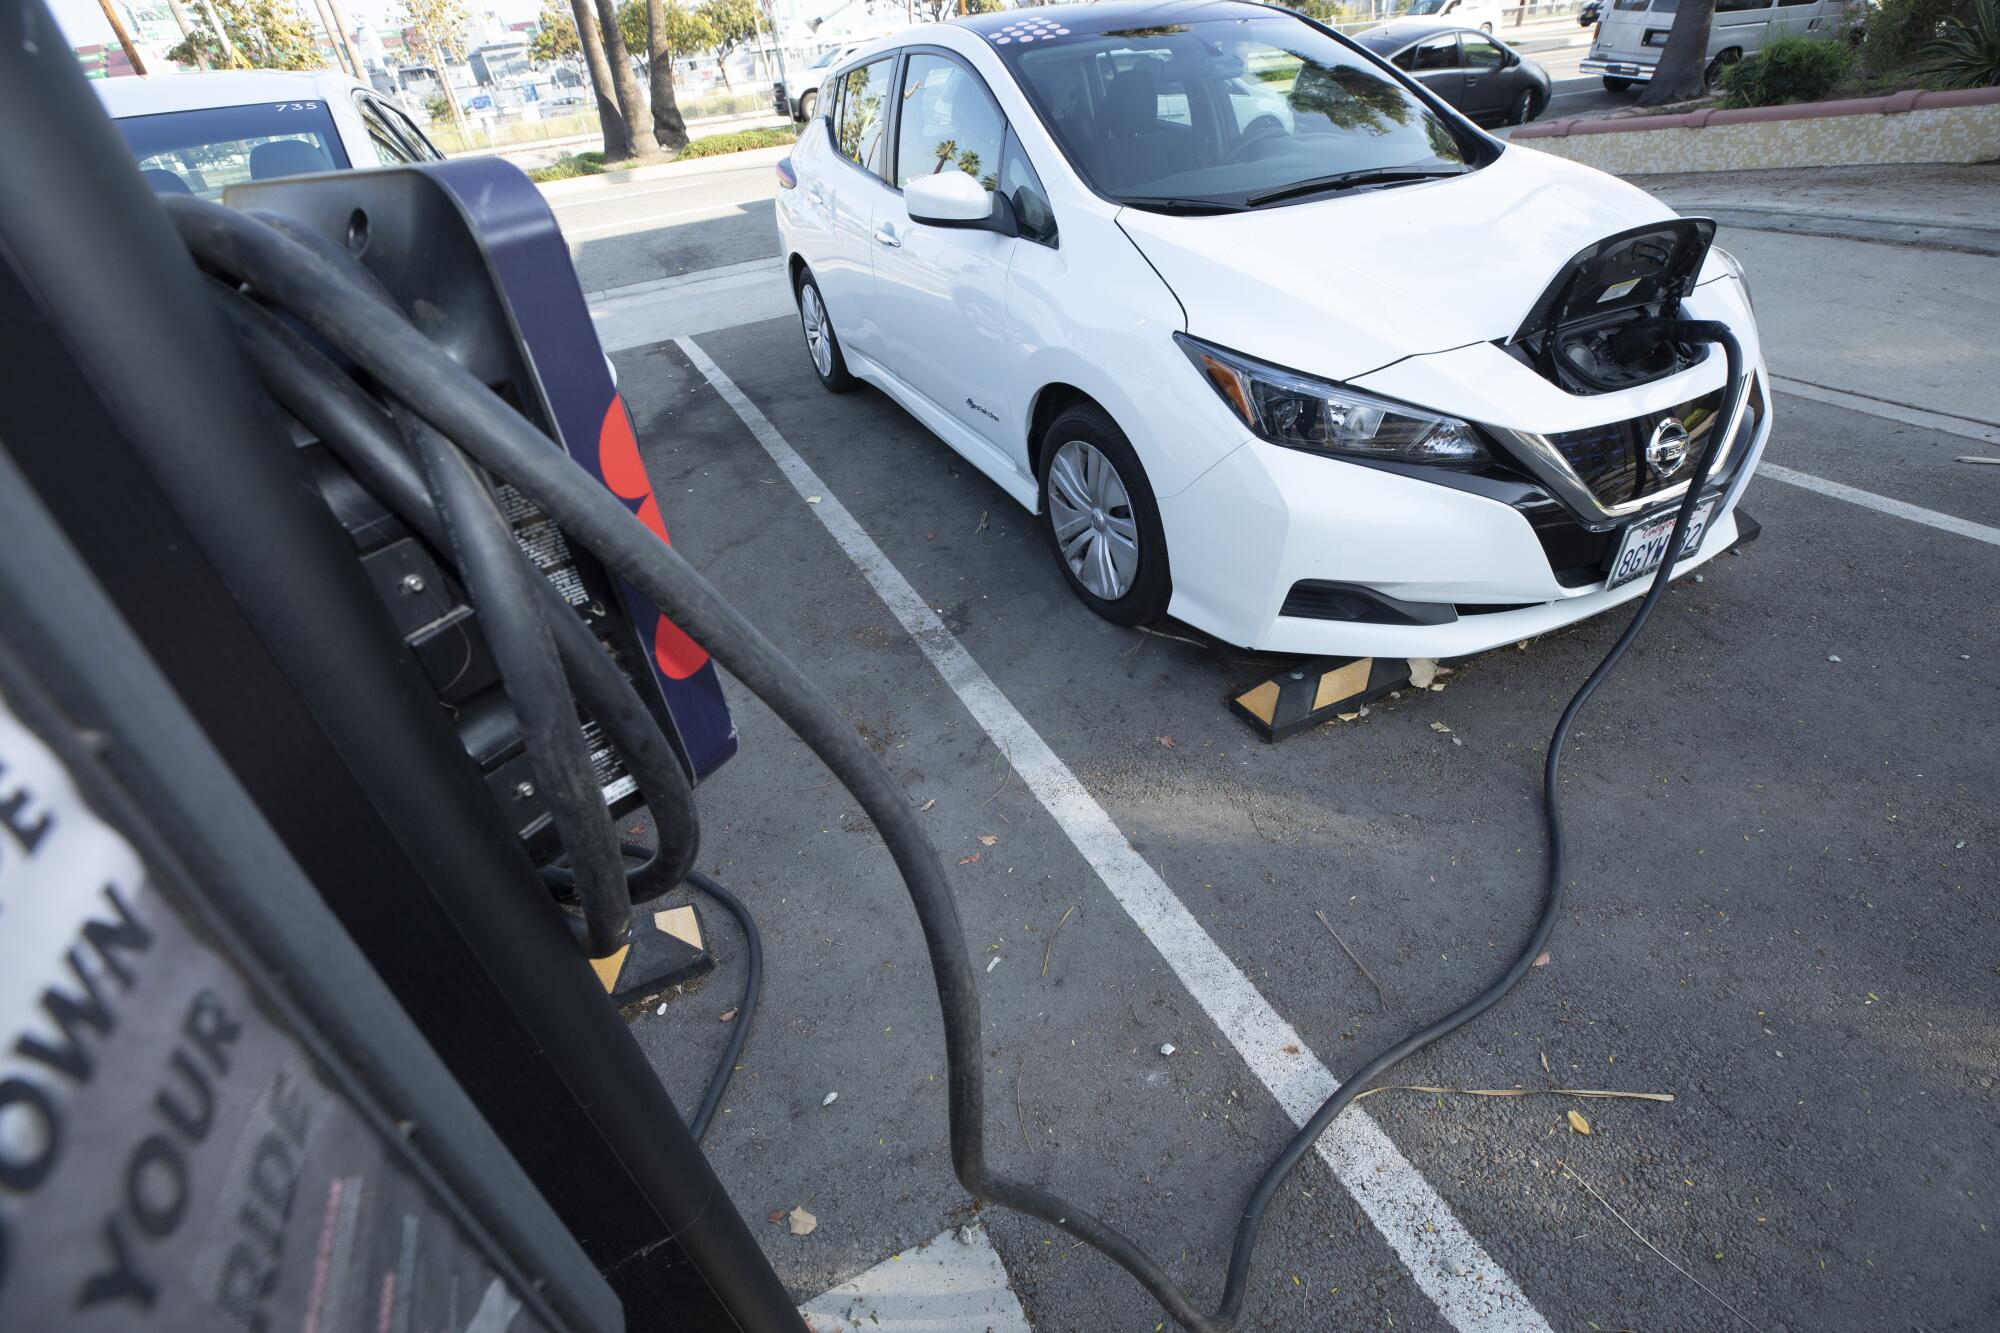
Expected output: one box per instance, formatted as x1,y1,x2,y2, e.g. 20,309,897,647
1579,0,1603,25
1354,21,1553,126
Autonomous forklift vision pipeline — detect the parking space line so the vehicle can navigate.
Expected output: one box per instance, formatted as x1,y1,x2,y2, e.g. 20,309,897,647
1770,376,2000,445
1759,463,2000,547
676,336,1555,1333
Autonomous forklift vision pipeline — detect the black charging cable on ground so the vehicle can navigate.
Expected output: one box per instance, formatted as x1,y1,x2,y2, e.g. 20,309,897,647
171,193,1743,1330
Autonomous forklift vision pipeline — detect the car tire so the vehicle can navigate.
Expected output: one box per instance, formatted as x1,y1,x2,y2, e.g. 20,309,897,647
1481,20,1494,31
1704,49,1740,90
798,89,817,123
1037,404,1171,626
1602,75,1634,92
794,268,856,394
1508,87,1539,124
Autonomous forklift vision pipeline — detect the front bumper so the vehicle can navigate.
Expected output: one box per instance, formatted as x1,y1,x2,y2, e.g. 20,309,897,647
1581,55,1657,81
1156,347,1771,660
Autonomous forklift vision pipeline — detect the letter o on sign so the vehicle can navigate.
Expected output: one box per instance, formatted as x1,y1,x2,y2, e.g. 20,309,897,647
128,1134,189,1237
0,1076,61,1193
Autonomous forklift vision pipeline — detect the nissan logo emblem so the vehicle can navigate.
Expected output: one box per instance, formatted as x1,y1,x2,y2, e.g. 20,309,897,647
1646,417,1691,479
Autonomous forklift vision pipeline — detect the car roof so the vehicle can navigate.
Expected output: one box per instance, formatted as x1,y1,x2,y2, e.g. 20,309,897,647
955,0,1284,38
93,69,373,118
1352,19,1475,50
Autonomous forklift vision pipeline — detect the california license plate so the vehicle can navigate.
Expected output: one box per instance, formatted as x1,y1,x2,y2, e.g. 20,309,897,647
1605,499,1715,589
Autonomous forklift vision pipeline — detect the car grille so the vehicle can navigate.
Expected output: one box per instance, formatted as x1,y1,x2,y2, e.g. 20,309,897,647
1543,380,1754,509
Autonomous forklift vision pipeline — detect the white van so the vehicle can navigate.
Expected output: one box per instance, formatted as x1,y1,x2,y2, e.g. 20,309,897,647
1582,0,1852,91
1384,0,1505,33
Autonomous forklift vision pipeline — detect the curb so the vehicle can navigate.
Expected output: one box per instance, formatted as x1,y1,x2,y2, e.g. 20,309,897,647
536,143,796,197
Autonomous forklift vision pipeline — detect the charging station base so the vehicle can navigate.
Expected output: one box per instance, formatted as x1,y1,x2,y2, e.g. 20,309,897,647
1230,656,1413,742
585,900,716,1006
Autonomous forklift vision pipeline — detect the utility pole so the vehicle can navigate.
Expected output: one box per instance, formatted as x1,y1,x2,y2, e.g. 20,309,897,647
325,0,366,80
307,0,352,73
163,0,208,67
196,0,243,66
95,0,149,73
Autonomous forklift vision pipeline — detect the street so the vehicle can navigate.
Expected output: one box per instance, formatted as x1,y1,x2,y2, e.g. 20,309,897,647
547,142,2000,1331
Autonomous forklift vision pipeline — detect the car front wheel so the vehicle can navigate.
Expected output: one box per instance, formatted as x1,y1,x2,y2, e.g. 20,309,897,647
1509,87,1540,124
795,269,855,393
798,89,817,122
1038,405,1170,625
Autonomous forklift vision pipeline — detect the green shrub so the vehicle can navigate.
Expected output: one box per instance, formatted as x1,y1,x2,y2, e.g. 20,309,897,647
1861,0,1965,73
1718,35,1857,106
528,151,608,183
1920,0,2000,86
677,125,798,158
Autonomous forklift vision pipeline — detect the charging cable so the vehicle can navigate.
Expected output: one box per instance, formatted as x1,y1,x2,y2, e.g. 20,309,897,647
170,193,1743,1329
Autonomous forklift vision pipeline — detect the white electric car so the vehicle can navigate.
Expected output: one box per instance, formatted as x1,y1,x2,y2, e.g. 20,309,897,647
774,0,1769,659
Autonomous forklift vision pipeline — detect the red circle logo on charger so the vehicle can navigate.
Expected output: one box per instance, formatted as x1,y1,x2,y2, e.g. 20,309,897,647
596,394,710,680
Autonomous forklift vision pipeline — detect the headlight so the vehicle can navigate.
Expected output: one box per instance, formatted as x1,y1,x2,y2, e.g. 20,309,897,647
1175,333,1488,467
1711,245,1754,316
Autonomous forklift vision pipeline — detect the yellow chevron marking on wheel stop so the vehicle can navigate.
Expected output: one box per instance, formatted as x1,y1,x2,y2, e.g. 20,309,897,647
1236,680,1280,725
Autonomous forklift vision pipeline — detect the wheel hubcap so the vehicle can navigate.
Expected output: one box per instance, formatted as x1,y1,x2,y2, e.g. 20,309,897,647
800,284,833,378
1047,439,1139,601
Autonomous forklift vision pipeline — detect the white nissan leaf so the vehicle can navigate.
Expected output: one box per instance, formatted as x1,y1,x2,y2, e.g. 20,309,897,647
773,0,1768,658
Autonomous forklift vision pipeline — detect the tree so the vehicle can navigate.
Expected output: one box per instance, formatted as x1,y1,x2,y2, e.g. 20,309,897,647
696,0,757,87
645,0,711,150
1638,0,1719,103
921,0,1001,17
165,0,322,69
594,0,661,160
529,0,579,62
400,0,473,146
566,0,640,162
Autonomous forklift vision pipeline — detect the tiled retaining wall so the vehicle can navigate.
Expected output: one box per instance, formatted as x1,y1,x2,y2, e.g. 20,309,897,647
1513,88,2000,174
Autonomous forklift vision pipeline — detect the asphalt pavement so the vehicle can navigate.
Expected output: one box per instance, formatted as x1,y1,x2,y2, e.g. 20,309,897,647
550,146,2000,1332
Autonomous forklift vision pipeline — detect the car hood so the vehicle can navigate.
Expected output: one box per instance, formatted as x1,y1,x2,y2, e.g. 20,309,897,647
1115,147,1677,385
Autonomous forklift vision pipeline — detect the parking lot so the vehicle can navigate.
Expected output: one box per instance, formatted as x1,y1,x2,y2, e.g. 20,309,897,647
548,159,1999,1331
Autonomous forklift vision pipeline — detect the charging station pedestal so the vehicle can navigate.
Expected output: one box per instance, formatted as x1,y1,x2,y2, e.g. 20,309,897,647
0,4,801,1327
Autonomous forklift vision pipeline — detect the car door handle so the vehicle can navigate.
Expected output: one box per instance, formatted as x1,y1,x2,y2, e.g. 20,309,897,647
808,184,826,205
873,226,902,248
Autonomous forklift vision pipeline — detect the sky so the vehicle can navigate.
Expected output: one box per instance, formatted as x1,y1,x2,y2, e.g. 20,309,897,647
50,0,857,52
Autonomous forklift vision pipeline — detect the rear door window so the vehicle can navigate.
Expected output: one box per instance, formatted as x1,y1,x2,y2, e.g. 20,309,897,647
832,57,895,181
115,101,348,199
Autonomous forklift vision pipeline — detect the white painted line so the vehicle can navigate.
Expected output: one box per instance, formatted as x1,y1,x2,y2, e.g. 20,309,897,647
799,1224,1031,1333
1770,376,2000,446
593,263,793,351
1758,463,2000,547
677,336,1554,1333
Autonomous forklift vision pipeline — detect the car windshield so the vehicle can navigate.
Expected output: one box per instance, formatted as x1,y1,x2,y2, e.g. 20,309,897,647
996,14,1476,211
115,101,348,201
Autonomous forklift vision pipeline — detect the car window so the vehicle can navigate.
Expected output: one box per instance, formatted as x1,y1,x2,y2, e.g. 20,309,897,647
1401,34,1462,70
998,127,1057,246
355,96,418,165
1461,35,1506,69
379,100,444,160
896,53,1005,189
833,57,894,180
114,101,349,200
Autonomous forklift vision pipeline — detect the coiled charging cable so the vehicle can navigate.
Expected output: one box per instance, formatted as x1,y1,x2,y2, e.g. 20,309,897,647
170,193,1742,1329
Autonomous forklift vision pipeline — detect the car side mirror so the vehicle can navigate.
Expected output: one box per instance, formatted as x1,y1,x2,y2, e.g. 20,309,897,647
904,170,1018,238
1505,50,1522,67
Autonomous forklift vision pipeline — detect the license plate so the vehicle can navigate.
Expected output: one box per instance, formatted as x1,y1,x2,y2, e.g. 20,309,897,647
1605,499,1715,589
